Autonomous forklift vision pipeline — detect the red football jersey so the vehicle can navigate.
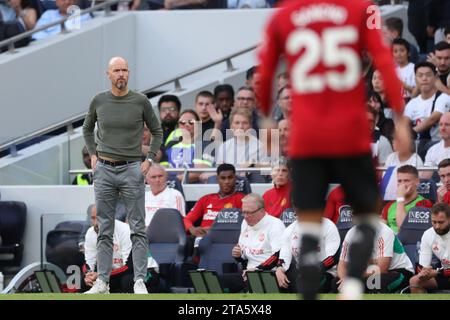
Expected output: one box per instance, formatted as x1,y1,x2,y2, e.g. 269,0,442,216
183,192,245,231
257,0,404,157
263,183,292,218
323,186,346,223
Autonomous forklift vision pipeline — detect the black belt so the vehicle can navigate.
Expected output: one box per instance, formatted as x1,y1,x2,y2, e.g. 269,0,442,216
98,158,137,167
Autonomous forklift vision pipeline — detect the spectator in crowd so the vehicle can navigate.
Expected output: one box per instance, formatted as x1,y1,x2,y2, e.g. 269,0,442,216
263,158,291,218
214,84,235,139
82,204,159,293
245,66,260,97
272,71,290,121
275,85,291,122
158,94,181,145
144,163,185,227
407,62,450,160
437,158,450,204
221,86,260,136
72,146,93,185
427,0,450,44
372,69,394,120
214,84,234,121
368,108,393,166
428,42,450,95
276,217,340,293
384,16,420,64
381,165,433,234
0,0,37,31
392,38,417,101
367,90,393,143
227,0,270,9
161,109,212,182
336,218,414,293
194,90,223,142
229,193,285,292
215,107,267,168
32,0,92,41
277,118,289,157
410,202,450,293
184,163,245,237
385,131,423,168
164,0,225,9
425,112,450,168
446,27,450,44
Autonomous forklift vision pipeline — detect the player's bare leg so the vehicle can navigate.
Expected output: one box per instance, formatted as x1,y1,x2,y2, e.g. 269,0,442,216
338,214,378,300
296,210,323,300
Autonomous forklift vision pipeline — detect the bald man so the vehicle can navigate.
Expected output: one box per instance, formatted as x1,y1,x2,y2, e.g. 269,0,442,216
83,57,162,294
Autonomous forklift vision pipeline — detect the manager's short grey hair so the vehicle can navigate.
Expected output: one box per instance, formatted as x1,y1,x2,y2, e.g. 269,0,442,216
242,193,265,209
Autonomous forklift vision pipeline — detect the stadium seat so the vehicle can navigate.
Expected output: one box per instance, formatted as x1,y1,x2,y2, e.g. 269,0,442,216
166,173,185,198
280,208,295,227
207,175,252,194
417,179,437,203
0,201,27,269
335,204,353,244
45,220,85,273
146,208,187,290
198,208,243,274
397,206,432,266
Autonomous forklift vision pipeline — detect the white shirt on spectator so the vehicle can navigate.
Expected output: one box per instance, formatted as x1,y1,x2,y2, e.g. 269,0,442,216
424,140,450,167
32,9,92,40
85,220,131,272
279,218,340,276
419,227,450,269
216,135,266,167
404,93,450,141
385,152,424,167
144,186,185,227
239,213,285,269
341,221,413,273
371,131,393,165
396,63,416,99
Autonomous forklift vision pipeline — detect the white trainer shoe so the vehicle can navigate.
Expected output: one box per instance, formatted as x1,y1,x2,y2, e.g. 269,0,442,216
133,279,148,294
84,279,110,294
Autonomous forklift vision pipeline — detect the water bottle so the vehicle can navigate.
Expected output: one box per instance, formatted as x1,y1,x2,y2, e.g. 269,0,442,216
0,271,4,292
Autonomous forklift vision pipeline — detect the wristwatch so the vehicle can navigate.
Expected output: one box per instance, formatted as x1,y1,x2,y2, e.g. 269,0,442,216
147,157,153,165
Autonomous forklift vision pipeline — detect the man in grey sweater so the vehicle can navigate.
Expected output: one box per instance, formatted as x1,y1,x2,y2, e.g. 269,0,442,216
83,57,162,294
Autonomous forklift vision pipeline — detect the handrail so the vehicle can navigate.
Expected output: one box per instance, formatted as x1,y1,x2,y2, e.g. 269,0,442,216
142,44,257,94
0,41,257,154
68,166,439,176
0,0,127,53
69,166,272,175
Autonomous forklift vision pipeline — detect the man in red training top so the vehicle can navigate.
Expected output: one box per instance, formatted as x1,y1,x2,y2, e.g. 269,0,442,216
184,163,245,236
257,0,411,300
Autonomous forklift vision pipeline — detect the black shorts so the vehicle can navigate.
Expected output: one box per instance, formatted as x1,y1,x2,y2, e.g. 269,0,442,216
290,155,379,215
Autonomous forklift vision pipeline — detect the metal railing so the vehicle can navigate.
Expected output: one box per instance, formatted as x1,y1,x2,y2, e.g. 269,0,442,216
0,41,256,155
69,166,439,176
0,0,126,54
142,44,257,94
